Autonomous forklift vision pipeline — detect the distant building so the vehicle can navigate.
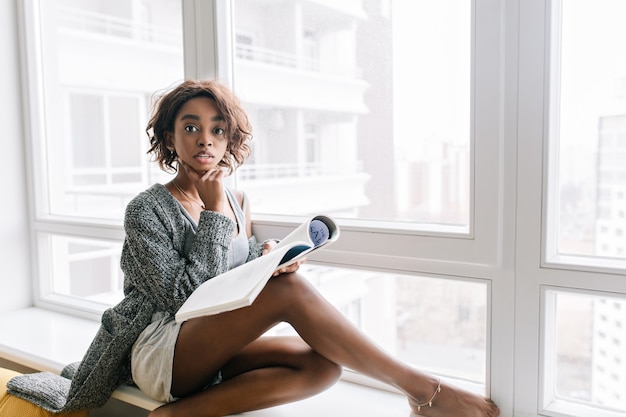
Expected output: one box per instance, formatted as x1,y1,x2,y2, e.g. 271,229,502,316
592,112,626,408
591,297,626,408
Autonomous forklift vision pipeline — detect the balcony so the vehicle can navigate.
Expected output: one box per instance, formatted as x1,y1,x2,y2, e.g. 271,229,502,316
239,163,370,216
57,5,180,47
235,45,368,114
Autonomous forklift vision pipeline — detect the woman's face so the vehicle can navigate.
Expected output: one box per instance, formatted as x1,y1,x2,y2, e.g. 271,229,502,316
168,96,229,175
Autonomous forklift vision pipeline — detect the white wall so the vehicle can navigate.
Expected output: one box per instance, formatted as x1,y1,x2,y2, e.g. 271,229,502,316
0,0,33,312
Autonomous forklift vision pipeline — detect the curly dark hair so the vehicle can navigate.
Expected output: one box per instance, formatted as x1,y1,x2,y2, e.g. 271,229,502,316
146,79,252,174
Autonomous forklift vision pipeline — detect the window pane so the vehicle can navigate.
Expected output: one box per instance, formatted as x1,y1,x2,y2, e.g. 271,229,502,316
110,96,142,168
555,0,626,262
38,0,183,220
267,265,488,394
233,0,471,228
46,234,124,306
551,291,626,413
69,94,106,168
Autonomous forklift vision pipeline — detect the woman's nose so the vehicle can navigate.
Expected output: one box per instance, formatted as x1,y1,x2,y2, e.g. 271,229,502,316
198,133,212,147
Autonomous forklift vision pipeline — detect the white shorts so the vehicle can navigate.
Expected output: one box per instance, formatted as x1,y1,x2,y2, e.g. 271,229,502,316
131,312,181,403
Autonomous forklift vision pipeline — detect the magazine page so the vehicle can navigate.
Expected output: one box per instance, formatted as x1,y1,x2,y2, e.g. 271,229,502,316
175,244,296,322
174,215,339,323
275,215,338,269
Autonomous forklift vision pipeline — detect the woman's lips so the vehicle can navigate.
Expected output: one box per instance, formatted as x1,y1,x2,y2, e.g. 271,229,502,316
194,152,214,163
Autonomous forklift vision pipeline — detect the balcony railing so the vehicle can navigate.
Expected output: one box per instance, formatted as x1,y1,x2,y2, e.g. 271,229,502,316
237,162,324,181
57,5,181,47
237,45,319,71
236,45,362,79
56,6,360,78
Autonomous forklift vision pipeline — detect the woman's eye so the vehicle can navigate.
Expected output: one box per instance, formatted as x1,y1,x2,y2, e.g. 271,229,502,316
213,127,225,135
184,125,198,133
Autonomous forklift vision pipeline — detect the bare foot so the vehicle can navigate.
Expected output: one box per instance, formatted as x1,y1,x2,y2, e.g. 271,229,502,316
408,379,499,417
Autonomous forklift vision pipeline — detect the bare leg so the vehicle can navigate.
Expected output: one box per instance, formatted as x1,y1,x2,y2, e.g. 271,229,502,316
151,336,340,417
153,272,499,417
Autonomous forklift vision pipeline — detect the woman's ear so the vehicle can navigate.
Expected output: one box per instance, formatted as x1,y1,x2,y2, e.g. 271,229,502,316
164,132,175,151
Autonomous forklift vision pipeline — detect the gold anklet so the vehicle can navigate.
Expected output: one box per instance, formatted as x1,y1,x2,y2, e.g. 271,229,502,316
415,378,442,412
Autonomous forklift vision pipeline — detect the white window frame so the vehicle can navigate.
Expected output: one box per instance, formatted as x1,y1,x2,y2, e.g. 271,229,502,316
199,0,508,272
516,1,626,417
542,0,626,275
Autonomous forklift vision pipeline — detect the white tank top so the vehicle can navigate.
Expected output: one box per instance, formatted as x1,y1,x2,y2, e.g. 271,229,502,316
176,188,249,269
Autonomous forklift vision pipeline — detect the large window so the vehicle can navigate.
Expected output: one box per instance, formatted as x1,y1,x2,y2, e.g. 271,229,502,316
23,0,499,397
547,0,626,270
542,0,626,414
22,0,626,415
516,1,626,417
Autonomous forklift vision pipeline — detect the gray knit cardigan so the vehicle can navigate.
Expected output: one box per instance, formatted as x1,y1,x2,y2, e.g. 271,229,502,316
7,184,263,412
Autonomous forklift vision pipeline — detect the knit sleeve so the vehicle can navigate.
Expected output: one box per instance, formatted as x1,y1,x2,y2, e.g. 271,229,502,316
246,235,264,262
121,193,235,313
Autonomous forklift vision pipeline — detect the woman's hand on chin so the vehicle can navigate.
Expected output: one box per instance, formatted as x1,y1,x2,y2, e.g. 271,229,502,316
179,161,227,213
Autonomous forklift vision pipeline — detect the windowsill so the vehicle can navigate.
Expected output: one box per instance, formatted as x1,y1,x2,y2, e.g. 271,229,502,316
0,307,410,417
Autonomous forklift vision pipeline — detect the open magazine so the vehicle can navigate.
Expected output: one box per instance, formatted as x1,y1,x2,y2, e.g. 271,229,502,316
175,215,339,323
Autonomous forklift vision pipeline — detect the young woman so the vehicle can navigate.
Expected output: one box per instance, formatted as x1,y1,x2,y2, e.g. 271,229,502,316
9,79,498,417
125,79,500,417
